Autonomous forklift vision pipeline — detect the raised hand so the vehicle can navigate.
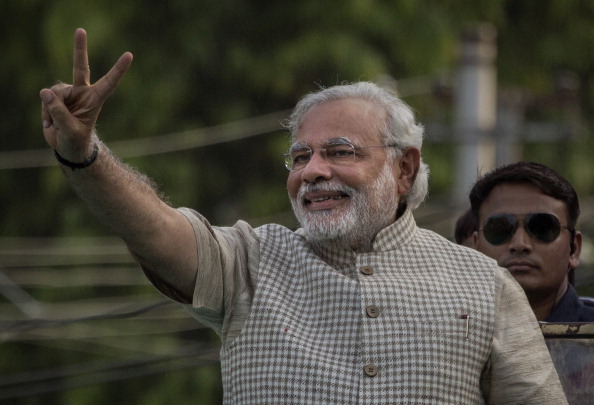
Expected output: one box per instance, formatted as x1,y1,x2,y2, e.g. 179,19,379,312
40,28,133,162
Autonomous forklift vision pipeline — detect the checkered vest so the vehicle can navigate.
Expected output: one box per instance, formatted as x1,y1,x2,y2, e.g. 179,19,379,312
220,210,495,404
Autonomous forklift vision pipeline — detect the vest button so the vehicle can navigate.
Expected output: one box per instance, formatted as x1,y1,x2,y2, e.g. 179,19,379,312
366,305,380,318
360,266,374,275
364,364,378,377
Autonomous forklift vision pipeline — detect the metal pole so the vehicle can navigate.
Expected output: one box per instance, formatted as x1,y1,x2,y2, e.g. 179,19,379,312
452,24,498,206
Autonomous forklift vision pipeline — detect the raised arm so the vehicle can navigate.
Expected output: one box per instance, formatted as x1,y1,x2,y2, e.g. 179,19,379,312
40,29,198,303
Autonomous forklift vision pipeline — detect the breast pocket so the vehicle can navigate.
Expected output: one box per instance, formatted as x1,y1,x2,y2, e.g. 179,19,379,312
411,314,472,341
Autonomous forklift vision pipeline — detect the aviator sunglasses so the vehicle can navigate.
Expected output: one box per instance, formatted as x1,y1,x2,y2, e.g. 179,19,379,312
479,213,570,246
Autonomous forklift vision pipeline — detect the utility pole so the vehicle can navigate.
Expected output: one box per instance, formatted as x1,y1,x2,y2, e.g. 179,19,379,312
452,24,498,206
495,90,524,167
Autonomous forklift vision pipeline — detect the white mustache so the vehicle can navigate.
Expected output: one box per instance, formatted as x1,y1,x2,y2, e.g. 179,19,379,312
296,181,355,200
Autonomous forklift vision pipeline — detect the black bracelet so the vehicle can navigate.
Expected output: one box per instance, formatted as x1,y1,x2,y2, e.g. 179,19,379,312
54,143,99,170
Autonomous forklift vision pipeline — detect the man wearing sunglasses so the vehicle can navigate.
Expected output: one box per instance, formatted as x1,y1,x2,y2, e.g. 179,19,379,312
469,161,594,322
39,29,568,404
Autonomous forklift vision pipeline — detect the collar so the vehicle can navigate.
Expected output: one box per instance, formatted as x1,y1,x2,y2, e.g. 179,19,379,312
545,284,584,322
297,208,418,269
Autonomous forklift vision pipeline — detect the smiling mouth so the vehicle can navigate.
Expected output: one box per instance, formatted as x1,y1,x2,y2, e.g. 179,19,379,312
302,191,350,210
308,195,348,203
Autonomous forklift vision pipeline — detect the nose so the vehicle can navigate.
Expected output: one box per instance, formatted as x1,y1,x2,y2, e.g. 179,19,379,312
300,150,333,183
508,223,532,253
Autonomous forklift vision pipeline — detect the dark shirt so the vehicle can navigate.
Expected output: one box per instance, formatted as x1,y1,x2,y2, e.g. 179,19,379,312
545,284,594,322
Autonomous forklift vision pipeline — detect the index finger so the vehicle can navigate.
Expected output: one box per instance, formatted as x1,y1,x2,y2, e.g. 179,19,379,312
72,28,90,86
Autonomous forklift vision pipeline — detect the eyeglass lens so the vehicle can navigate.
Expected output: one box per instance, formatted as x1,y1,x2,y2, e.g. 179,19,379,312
483,213,562,245
285,144,356,171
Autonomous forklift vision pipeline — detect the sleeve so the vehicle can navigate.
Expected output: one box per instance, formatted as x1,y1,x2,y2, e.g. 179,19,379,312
484,267,568,404
175,207,259,336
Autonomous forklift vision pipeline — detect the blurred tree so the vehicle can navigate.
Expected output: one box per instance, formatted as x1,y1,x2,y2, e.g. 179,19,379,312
2,0,591,236
1,0,593,403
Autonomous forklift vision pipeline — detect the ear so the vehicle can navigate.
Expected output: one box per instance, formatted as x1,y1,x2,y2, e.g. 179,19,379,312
471,231,480,249
395,147,420,196
568,230,582,270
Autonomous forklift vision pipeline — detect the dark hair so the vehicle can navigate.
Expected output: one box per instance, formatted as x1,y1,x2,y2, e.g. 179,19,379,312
454,209,477,244
469,161,580,230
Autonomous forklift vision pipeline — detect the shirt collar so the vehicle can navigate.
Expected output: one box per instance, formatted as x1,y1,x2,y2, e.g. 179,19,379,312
297,208,418,268
372,208,417,252
545,284,583,322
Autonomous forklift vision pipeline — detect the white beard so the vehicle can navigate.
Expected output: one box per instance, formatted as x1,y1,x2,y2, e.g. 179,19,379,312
290,162,399,250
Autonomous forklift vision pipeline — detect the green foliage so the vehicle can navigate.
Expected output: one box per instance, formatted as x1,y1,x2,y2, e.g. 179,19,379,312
1,0,594,403
3,0,593,235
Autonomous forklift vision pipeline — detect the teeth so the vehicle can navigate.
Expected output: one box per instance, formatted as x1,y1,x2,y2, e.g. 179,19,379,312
311,196,345,202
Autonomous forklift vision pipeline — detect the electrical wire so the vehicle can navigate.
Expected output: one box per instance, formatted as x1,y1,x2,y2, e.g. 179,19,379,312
0,342,220,401
1,299,175,335
0,73,441,170
0,109,292,170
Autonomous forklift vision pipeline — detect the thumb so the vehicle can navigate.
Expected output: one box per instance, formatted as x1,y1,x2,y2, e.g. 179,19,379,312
40,89,56,129
40,88,71,129
40,88,83,135
39,88,91,157
40,89,60,148
39,88,86,153
40,88,54,104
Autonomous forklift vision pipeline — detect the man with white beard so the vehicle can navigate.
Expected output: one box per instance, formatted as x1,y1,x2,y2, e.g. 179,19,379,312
40,29,567,404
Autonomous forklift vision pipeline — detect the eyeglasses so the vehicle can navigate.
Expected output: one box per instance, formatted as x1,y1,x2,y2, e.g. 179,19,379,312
479,213,570,246
283,143,398,171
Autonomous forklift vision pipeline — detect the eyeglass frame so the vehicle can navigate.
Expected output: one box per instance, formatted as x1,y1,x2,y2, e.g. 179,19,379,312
282,139,401,171
477,212,573,246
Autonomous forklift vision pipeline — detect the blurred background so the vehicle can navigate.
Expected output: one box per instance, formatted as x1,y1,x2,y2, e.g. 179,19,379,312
1,0,593,403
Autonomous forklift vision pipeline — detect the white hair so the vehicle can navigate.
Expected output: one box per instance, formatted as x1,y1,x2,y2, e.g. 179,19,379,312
284,81,429,210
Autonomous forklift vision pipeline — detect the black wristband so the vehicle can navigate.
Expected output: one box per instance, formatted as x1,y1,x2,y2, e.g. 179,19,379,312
54,143,99,170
